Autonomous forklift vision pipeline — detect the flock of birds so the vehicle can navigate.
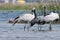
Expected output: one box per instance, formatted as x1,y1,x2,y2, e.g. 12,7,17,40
12,6,59,31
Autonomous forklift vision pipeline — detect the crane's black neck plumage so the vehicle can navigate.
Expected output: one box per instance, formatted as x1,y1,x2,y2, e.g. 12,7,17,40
30,9,37,27
30,7,46,27
32,9,37,19
44,6,46,16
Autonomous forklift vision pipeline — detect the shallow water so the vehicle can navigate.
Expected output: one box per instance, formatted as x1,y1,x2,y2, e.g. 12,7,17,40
0,10,60,40
0,23,60,40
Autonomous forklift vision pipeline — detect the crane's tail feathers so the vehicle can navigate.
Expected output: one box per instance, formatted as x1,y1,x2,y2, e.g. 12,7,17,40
53,19,59,23
12,20,18,26
14,16,19,21
30,23,35,27
54,19,59,21
42,21,46,25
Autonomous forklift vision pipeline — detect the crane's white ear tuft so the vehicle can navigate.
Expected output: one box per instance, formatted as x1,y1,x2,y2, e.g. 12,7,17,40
32,7,36,10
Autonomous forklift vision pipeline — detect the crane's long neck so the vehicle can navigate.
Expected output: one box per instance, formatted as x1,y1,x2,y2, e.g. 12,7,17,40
33,10,37,19
44,6,46,16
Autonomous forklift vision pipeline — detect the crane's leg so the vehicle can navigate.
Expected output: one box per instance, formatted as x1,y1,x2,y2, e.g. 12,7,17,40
27,22,30,32
38,24,42,31
40,25,42,31
24,23,26,31
27,26,29,32
38,24,40,31
49,21,52,31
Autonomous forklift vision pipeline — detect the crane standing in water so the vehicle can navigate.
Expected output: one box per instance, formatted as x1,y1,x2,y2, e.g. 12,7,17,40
13,6,59,31
27,6,59,31
13,7,36,31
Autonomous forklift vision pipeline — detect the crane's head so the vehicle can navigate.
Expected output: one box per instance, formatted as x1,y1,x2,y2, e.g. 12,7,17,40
31,7,37,18
31,7,36,13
